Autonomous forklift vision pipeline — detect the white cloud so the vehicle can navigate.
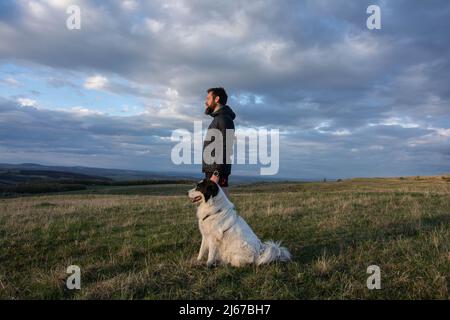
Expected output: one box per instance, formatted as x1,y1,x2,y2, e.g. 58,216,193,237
161,1,191,16
46,0,73,9
331,129,351,136
3,77,21,87
26,1,46,18
84,75,109,90
165,87,179,99
407,126,450,147
145,18,164,33
17,98,37,107
122,0,138,11
433,127,450,138
369,117,420,129
69,106,104,116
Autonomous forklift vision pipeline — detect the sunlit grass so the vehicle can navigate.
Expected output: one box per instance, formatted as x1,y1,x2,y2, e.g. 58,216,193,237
0,176,448,299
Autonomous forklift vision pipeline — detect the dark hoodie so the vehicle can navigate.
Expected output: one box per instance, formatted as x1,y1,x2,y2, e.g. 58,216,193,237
202,104,236,175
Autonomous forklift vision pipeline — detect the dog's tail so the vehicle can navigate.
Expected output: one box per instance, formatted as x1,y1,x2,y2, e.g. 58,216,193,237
256,240,291,265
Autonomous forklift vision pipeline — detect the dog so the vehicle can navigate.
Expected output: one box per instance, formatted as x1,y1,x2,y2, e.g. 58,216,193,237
187,179,291,267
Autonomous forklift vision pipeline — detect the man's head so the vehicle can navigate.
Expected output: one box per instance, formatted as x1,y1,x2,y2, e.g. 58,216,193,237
205,87,228,114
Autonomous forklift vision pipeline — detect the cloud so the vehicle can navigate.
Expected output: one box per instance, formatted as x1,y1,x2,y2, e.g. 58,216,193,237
121,0,138,11
70,106,104,116
0,97,181,170
145,18,164,33
0,0,449,178
2,76,21,87
84,75,108,90
17,97,37,107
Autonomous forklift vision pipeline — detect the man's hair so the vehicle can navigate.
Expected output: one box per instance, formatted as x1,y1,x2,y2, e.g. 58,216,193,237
207,87,228,105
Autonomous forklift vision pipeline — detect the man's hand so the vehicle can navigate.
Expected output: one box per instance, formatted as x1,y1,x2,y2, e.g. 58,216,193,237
210,174,219,184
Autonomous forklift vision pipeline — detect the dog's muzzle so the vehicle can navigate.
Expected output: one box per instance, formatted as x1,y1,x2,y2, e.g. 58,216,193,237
187,190,202,203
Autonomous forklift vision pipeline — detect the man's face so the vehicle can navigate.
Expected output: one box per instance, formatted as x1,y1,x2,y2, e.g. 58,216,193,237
205,92,218,109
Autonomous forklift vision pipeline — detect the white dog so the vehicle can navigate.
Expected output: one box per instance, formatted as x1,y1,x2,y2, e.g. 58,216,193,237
188,179,291,267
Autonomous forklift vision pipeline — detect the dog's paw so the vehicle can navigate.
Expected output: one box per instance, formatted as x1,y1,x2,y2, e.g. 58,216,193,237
196,255,203,262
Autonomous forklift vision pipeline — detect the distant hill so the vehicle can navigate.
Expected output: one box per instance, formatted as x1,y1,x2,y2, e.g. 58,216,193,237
0,163,197,185
0,163,303,185
0,163,319,188
0,168,113,186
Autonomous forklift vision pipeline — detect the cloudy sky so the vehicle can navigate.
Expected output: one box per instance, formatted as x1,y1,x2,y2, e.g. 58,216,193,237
0,0,449,179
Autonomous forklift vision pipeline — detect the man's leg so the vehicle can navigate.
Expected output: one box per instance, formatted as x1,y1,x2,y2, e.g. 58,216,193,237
206,172,230,199
221,187,230,199
219,174,230,199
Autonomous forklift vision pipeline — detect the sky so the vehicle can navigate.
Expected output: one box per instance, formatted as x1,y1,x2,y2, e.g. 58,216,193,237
0,0,449,179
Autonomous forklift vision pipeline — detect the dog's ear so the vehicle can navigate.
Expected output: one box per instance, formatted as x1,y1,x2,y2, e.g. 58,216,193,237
204,181,219,202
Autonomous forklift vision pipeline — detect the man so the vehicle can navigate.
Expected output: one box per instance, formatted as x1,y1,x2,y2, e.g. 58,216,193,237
202,87,236,198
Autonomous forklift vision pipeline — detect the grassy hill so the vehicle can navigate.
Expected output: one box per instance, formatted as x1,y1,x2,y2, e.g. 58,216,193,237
0,175,448,299
0,163,197,183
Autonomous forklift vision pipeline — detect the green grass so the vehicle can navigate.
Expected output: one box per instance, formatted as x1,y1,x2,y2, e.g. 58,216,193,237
0,176,449,299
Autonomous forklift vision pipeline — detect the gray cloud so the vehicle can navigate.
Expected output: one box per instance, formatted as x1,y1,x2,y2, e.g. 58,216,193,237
0,0,449,178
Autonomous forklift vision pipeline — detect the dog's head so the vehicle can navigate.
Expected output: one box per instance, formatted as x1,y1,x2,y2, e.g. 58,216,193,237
187,179,219,205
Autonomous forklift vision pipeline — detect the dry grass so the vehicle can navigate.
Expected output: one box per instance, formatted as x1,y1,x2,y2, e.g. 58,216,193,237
0,175,449,299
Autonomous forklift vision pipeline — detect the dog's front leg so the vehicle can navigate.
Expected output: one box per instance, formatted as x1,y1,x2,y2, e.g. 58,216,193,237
206,239,218,268
197,236,208,261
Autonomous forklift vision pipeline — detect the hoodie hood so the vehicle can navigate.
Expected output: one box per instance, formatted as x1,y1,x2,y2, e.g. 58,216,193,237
210,104,236,120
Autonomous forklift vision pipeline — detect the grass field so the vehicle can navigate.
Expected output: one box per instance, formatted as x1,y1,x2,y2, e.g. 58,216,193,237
0,176,449,299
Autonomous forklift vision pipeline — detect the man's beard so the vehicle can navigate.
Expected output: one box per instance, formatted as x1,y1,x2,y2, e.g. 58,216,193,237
204,105,215,115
